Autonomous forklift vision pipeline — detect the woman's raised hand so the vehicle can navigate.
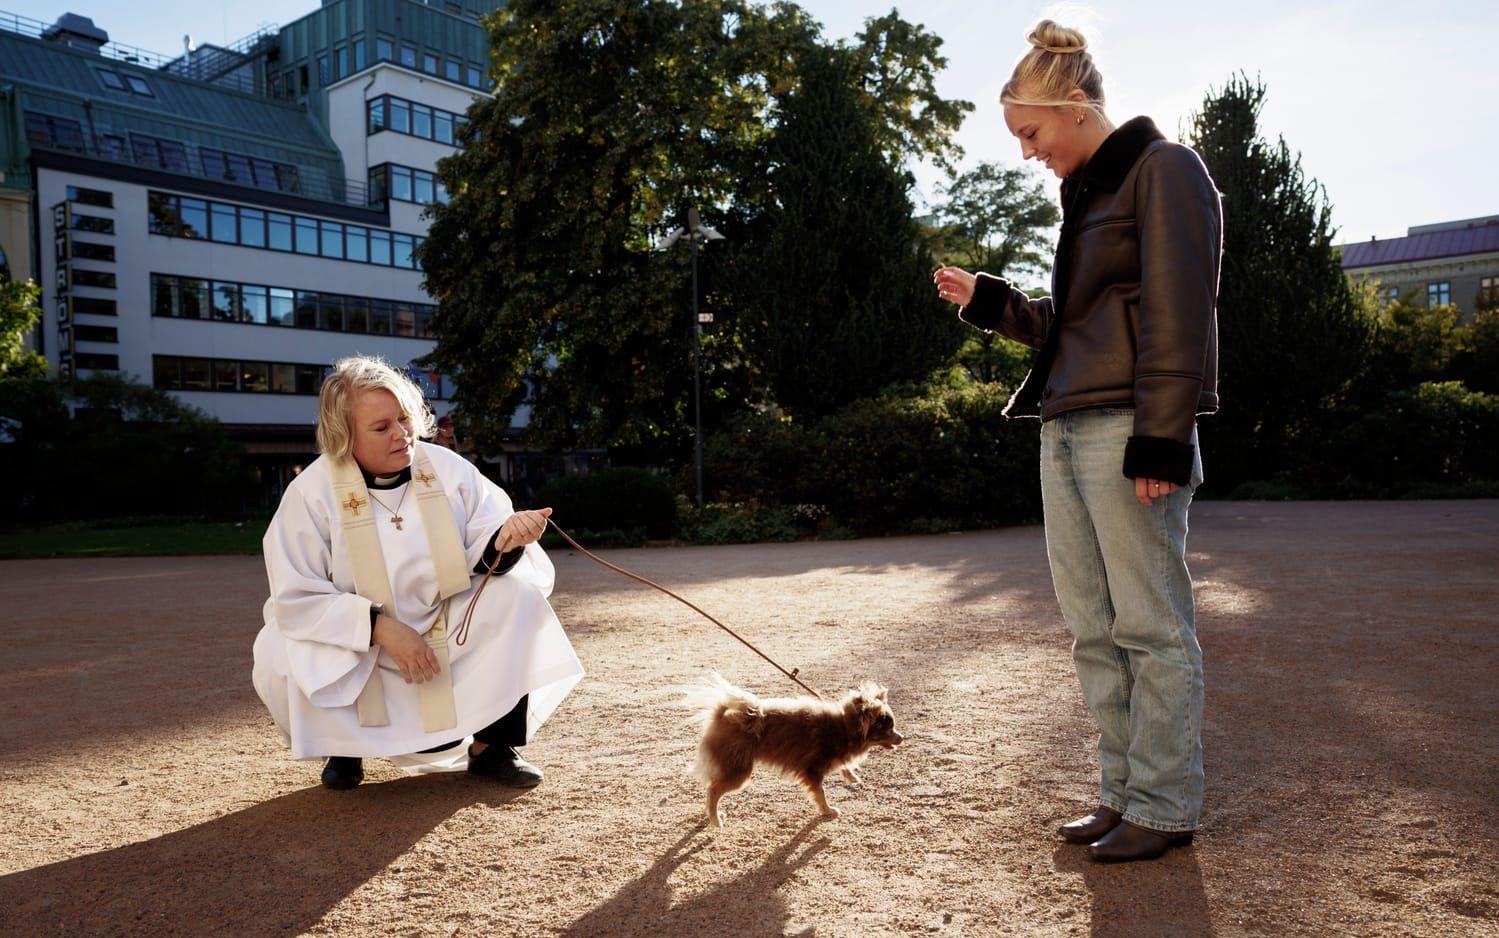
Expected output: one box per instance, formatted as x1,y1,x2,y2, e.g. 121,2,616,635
933,267,977,307
372,614,440,684
497,507,553,553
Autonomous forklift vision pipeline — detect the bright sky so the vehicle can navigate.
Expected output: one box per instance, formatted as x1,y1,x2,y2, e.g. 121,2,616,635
15,0,1497,243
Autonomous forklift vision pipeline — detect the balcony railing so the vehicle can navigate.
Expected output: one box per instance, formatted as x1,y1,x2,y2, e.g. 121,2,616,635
1,9,274,97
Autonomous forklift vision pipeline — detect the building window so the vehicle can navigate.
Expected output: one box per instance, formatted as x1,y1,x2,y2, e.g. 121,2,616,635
72,269,117,289
372,163,448,206
335,47,349,80
67,186,114,208
98,134,127,160
466,65,482,88
74,324,118,343
93,68,152,97
24,112,87,151
239,208,266,248
376,36,393,62
423,52,439,75
1479,277,1499,311
354,39,366,71
275,164,301,194
1427,281,1451,307
149,272,439,341
317,55,330,86
366,95,466,147
130,133,190,172
75,353,120,371
146,190,426,271
400,44,417,68
70,213,116,235
70,296,117,316
71,241,116,262
445,59,461,82
295,217,319,255
199,147,296,192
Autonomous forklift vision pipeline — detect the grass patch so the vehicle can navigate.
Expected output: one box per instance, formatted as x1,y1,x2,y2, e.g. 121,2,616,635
0,517,269,559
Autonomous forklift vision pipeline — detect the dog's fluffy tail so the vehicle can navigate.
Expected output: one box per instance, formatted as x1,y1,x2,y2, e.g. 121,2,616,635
684,672,762,782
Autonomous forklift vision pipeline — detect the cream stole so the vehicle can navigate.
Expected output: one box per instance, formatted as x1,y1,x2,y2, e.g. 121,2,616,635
329,444,471,733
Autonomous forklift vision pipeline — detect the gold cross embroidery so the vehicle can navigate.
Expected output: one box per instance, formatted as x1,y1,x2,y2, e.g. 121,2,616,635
415,469,436,488
343,492,367,516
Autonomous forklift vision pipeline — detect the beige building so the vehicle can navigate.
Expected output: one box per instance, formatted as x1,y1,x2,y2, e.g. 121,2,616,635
1339,215,1499,320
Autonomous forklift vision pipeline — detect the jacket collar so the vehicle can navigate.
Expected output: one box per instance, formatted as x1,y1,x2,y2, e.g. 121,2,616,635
1061,115,1165,205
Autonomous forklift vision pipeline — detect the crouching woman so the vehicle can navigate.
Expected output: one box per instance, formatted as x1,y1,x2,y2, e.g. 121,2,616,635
252,356,583,789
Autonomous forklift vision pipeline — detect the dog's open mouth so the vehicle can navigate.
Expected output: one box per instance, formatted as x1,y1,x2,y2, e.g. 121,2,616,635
879,732,904,749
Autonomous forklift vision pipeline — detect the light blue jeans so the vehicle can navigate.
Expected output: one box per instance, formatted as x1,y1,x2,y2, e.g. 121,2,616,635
1040,409,1205,833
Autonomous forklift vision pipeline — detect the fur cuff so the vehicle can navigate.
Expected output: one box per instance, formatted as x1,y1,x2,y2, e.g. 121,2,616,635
957,274,1006,332
1122,436,1195,487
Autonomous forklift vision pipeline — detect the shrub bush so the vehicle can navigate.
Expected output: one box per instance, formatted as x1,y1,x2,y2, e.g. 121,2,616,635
1318,381,1499,496
536,466,677,540
700,383,1041,535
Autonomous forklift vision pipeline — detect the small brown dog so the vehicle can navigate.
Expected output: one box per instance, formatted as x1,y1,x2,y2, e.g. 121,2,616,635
688,673,903,827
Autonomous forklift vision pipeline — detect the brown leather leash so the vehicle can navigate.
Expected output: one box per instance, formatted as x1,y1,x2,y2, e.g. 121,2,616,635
454,517,822,699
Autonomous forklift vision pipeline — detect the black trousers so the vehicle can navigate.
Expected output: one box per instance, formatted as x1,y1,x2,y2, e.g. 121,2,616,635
417,693,528,753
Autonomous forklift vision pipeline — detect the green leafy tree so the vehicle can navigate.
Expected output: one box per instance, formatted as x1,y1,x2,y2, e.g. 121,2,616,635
1184,74,1368,488
847,11,974,172
933,162,1058,386
1450,309,1499,394
1,278,46,380
421,0,813,456
420,0,973,460
727,45,964,417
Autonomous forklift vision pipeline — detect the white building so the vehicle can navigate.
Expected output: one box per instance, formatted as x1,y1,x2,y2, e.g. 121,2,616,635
1,3,513,501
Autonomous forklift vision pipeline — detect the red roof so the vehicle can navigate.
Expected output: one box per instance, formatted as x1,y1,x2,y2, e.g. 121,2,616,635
1341,221,1499,269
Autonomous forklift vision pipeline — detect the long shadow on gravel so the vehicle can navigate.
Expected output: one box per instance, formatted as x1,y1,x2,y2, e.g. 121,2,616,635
563,819,830,938
0,775,524,935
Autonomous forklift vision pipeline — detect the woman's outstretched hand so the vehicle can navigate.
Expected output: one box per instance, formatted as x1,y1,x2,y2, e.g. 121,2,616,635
933,267,977,307
497,507,553,553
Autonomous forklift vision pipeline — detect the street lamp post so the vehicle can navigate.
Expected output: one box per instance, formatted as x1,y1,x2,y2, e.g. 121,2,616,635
657,207,724,511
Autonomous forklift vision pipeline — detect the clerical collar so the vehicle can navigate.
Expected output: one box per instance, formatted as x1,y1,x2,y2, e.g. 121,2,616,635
360,465,412,490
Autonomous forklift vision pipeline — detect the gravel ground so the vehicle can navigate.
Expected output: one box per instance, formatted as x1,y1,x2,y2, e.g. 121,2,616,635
0,500,1495,937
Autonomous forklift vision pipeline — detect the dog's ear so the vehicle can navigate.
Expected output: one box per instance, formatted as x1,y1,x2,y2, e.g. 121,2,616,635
849,683,883,713
854,681,887,708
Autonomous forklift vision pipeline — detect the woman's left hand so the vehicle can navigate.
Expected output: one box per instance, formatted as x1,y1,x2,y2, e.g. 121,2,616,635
1135,478,1178,506
497,507,553,553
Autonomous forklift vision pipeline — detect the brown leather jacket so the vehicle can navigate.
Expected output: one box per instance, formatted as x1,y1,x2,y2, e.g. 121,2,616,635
959,116,1222,486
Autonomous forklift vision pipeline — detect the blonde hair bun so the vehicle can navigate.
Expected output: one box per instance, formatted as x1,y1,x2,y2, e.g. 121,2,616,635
1001,19,1105,115
1027,19,1087,55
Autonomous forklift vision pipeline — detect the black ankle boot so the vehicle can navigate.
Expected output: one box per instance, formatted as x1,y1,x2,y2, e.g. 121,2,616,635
467,745,543,788
321,756,364,790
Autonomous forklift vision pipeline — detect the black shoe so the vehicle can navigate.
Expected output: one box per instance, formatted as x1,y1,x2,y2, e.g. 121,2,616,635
467,745,543,788
321,756,364,790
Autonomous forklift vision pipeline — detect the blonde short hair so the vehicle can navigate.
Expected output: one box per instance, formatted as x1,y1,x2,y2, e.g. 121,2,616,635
1000,19,1106,118
315,356,437,458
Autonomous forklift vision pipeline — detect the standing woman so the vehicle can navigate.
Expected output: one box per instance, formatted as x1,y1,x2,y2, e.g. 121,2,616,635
935,20,1222,862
